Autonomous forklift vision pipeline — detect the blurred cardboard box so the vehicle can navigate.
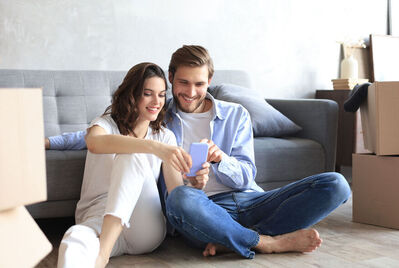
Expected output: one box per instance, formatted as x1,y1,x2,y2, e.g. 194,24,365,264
360,82,399,155
0,89,47,211
352,153,399,229
0,206,52,267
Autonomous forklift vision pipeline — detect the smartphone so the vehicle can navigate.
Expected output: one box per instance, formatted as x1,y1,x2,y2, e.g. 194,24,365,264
186,142,209,177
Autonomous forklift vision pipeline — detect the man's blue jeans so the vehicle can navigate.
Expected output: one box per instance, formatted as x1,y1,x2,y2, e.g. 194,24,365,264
165,172,351,259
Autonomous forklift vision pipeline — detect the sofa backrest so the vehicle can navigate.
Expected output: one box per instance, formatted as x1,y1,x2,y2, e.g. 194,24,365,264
0,69,251,137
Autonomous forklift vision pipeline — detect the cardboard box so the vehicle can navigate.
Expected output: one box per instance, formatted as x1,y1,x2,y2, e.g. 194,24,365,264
352,153,399,229
0,206,52,267
360,82,399,155
0,89,47,211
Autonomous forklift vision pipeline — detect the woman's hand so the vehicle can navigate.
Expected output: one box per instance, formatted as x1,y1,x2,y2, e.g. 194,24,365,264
185,162,210,190
156,142,192,174
94,253,108,268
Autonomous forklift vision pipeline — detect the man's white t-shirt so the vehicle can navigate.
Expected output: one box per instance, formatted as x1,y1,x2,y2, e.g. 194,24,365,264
178,108,233,196
75,115,177,223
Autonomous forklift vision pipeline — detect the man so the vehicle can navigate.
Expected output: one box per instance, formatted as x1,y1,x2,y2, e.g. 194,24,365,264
47,45,351,259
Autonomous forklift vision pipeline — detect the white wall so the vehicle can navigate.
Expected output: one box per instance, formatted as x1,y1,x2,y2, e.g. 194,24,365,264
0,0,387,98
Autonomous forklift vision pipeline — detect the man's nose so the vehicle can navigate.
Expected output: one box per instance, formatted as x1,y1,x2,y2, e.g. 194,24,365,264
185,84,196,97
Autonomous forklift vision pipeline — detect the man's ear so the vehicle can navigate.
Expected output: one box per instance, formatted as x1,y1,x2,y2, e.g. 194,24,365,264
168,72,173,84
208,77,212,85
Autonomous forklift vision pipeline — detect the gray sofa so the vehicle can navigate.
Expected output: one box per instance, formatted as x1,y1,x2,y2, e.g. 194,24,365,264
0,69,338,219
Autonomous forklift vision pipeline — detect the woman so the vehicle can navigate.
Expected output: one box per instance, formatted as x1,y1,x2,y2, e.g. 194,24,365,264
57,63,209,268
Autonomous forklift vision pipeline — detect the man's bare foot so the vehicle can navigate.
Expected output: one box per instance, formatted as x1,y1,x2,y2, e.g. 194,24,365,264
254,229,322,254
203,243,231,257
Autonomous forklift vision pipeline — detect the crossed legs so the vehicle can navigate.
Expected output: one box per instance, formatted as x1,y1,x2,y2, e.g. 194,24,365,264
166,172,351,258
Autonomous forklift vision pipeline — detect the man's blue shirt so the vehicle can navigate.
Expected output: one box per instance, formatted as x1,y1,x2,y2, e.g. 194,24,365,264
48,130,87,150
165,93,263,193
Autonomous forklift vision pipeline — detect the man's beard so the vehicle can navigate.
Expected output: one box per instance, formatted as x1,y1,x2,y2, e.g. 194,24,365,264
172,91,205,113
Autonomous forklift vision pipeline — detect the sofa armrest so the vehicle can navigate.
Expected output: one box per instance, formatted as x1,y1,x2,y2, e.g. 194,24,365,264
266,99,338,172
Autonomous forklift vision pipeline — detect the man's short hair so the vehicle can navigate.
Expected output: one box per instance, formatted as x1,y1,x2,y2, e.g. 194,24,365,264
168,45,214,80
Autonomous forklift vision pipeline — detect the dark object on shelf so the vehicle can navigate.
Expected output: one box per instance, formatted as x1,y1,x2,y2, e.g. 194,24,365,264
343,83,371,112
316,90,369,171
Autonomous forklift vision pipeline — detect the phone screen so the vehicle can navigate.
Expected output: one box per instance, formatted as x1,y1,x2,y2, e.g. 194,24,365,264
186,142,209,177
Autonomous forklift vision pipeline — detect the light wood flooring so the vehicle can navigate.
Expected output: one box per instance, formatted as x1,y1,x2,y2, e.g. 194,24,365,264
35,194,399,268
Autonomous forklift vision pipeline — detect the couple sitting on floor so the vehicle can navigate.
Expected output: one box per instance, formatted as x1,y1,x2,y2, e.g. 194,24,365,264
52,45,351,268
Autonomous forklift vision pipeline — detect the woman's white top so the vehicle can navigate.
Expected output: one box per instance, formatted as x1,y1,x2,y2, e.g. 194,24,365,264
75,115,177,223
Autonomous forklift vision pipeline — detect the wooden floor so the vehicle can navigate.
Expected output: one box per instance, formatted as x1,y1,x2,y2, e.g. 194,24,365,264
35,195,399,268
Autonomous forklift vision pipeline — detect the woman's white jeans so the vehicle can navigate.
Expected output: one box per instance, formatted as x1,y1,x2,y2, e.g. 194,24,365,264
57,154,166,268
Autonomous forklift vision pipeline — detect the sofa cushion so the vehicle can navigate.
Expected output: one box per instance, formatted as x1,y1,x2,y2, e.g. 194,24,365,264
0,70,126,137
254,137,325,190
45,150,86,201
208,83,302,137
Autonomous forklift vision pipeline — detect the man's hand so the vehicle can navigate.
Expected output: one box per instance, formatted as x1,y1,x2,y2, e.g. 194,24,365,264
185,162,210,190
45,138,50,149
200,139,223,163
157,143,192,174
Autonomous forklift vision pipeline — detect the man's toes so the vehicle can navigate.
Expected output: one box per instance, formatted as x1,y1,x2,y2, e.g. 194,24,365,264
312,240,321,248
203,243,217,257
303,247,312,253
203,247,211,257
306,245,317,252
310,229,319,238
208,245,216,256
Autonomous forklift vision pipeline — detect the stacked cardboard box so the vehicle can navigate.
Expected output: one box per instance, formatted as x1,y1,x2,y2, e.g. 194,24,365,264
359,82,399,155
331,78,369,90
0,89,52,267
352,81,399,230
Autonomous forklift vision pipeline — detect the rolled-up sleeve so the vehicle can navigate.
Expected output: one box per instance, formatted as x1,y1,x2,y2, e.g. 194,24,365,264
213,109,256,190
48,130,87,150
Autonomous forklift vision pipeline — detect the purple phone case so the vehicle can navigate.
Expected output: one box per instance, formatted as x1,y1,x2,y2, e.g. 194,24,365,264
187,143,209,177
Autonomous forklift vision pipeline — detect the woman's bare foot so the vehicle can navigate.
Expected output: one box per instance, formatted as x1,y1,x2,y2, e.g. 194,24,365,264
203,243,231,257
255,229,322,254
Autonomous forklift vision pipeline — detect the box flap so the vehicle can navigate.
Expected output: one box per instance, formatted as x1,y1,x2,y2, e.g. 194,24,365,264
0,206,52,267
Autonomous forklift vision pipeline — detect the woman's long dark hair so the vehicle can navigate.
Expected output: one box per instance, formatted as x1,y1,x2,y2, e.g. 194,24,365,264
104,62,167,136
